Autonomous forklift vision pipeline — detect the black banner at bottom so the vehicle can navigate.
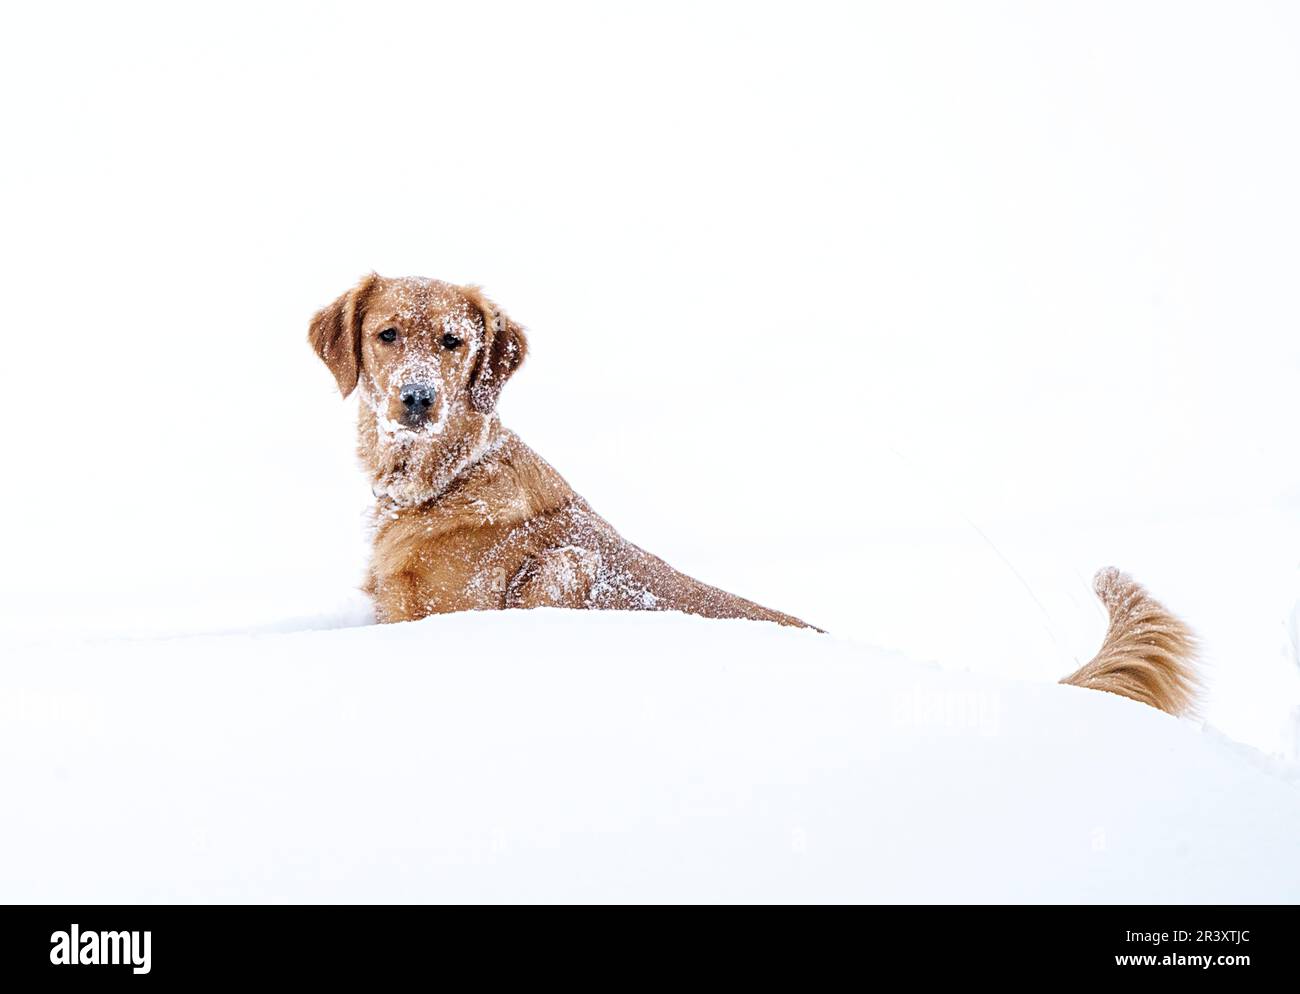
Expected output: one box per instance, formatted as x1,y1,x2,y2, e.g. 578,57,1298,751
0,904,1288,984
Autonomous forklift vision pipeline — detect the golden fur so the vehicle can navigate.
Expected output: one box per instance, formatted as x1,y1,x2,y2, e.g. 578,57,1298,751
309,275,813,630
309,275,1199,716
1060,568,1199,716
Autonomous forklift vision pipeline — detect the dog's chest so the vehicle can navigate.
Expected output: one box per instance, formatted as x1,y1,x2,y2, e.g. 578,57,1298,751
369,513,533,617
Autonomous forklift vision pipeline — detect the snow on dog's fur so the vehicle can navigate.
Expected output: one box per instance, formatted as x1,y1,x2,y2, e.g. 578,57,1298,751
1060,568,1199,716
309,274,1198,715
310,274,814,629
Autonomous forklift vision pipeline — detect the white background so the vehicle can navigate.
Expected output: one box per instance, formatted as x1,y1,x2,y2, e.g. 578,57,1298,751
1,2,1297,753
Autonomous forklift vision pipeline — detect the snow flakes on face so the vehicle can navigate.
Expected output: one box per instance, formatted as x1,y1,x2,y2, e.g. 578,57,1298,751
361,280,483,443
350,277,506,509
366,356,451,440
388,277,464,323
442,312,481,356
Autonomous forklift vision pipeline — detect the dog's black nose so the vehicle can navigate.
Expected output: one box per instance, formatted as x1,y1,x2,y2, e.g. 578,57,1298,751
399,383,436,411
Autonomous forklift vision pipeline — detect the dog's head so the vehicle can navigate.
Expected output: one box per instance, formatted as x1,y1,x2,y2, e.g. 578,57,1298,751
309,275,527,497
309,274,527,426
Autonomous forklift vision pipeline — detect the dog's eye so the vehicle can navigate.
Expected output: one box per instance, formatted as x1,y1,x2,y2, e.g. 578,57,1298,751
441,333,463,350
378,328,398,343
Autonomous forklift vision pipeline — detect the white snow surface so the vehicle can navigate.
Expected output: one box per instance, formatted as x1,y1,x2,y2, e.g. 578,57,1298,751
3,608,1298,903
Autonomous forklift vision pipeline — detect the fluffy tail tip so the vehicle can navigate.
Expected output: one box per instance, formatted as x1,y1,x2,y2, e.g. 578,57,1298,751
1060,567,1200,717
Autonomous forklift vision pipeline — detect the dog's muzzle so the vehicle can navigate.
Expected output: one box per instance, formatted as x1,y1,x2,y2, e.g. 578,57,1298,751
398,382,436,426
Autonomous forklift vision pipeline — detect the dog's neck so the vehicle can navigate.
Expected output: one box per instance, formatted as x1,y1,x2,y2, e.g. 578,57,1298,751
366,410,509,510
365,421,577,542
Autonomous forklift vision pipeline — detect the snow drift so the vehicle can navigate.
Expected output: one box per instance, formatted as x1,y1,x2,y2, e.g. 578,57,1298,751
2,609,1297,903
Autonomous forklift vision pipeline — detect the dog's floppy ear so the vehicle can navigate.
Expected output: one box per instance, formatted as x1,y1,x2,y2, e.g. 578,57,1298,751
463,286,528,413
307,273,379,397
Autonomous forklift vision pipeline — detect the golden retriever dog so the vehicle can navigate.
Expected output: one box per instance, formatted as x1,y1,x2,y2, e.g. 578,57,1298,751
309,275,1198,716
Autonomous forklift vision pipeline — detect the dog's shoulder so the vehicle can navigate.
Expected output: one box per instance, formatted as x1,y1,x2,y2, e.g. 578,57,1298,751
375,431,575,546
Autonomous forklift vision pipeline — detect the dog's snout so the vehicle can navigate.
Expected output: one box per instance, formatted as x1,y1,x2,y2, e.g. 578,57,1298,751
399,382,436,411
397,382,436,426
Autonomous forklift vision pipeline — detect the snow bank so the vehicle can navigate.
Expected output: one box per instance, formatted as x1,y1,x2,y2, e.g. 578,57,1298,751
2,609,1297,903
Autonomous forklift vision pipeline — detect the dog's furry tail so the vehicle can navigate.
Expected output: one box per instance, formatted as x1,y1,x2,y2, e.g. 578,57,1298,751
1059,567,1199,717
